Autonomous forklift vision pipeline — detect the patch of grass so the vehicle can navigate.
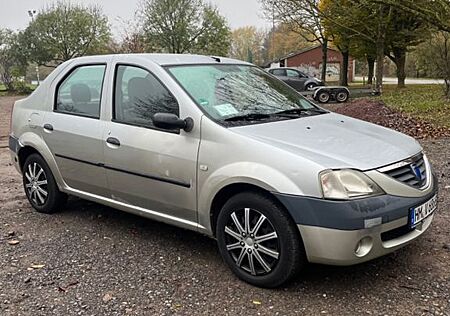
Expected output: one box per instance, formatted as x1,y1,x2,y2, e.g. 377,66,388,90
0,84,7,97
379,85,450,128
0,83,36,96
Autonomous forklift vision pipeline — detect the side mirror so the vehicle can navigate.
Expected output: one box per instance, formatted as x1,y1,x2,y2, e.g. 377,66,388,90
152,113,194,132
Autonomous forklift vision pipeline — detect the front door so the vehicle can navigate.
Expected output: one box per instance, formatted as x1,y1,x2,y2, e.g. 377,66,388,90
104,64,199,222
286,69,307,91
43,64,108,197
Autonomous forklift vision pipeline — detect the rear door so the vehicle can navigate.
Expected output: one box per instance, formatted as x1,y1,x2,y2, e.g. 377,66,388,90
42,61,109,197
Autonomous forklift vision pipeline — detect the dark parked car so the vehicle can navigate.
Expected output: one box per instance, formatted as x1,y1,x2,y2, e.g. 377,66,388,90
268,67,324,91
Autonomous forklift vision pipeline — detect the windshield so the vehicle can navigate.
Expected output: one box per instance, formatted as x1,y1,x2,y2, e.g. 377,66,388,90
166,64,323,125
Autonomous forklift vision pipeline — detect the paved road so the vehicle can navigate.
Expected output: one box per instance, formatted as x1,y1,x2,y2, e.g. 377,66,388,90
354,76,445,85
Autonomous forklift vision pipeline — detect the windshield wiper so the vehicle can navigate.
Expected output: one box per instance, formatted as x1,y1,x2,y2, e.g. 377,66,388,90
223,113,272,122
223,108,327,122
274,108,327,116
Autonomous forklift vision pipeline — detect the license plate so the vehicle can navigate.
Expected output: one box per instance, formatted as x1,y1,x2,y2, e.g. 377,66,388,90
410,195,437,228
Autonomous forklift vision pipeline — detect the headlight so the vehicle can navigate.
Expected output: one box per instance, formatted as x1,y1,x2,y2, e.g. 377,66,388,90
320,169,384,200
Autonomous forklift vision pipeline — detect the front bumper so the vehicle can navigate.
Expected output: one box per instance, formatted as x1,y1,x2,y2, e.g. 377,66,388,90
274,174,438,265
298,214,433,265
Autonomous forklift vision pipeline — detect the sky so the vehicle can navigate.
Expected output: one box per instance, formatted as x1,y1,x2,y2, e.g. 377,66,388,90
0,0,271,37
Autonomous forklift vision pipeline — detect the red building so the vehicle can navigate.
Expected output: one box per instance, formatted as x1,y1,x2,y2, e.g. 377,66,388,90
267,45,355,82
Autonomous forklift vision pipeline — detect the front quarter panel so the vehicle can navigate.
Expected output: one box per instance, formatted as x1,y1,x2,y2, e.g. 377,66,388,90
197,117,325,234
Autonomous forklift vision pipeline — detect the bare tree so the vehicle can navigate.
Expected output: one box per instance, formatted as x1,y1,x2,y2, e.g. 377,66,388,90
419,32,450,97
261,0,330,82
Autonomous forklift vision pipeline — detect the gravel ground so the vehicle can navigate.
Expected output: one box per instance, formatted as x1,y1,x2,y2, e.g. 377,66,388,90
1,96,449,316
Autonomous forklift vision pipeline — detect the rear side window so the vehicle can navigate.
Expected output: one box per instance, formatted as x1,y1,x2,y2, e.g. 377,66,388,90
271,69,286,76
113,65,179,128
56,65,106,118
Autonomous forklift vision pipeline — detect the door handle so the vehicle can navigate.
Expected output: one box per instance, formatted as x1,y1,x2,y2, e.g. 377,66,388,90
43,123,54,131
106,137,120,146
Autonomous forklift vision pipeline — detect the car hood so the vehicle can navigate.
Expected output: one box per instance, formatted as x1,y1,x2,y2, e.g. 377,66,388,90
231,112,422,170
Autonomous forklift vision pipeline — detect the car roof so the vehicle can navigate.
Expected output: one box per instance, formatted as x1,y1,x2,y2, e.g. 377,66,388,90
71,53,252,66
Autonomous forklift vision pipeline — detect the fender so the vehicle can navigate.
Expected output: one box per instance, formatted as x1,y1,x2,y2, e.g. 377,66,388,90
197,161,305,234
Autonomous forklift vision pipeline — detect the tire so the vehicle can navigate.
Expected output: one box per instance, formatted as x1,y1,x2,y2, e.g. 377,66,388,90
317,90,331,103
22,153,67,214
216,191,306,288
305,83,317,91
336,89,349,103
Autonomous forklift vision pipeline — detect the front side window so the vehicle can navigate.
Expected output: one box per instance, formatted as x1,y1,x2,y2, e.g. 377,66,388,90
286,69,300,77
56,65,106,118
167,65,322,125
114,65,179,128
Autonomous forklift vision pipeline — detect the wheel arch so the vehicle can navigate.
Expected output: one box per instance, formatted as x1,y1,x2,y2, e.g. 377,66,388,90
16,132,67,191
305,80,318,88
17,146,40,171
208,182,294,237
197,161,308,235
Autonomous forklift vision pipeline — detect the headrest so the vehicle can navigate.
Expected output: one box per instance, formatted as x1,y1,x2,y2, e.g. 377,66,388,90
70,83,91,103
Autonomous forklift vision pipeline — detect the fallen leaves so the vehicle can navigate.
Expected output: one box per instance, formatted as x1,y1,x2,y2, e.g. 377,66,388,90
252,300,262,305
7,240,20,245
333,99,450,139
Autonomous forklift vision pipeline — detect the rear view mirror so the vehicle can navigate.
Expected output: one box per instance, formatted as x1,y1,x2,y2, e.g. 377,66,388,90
152,113,194,132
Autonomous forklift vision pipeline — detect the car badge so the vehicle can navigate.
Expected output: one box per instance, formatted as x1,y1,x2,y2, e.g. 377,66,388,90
410,163,422,181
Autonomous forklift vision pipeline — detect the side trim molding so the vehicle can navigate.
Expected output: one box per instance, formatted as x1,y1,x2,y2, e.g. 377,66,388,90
55,153,191,188
55,153,103,167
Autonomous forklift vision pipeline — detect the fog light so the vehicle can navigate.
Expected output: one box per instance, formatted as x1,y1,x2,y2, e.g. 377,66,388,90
354,236,373,257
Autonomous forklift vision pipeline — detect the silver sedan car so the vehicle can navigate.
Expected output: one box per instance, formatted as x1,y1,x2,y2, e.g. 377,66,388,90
9,54,438,287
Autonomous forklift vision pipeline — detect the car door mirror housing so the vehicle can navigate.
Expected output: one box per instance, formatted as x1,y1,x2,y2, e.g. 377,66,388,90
152,113,194,132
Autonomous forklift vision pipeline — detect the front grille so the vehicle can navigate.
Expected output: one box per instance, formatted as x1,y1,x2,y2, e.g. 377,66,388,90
381,154,427,189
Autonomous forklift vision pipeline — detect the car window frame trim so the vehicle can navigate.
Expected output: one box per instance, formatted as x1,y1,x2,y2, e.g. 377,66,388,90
111,62,181,135
53,62,108,120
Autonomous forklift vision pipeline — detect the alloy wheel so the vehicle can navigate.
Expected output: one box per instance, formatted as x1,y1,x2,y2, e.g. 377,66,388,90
24,162,48,206
224,208,280,276
306,83,316,91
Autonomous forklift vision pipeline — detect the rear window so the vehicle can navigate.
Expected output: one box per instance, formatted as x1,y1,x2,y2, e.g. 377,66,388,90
56,65,106,118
